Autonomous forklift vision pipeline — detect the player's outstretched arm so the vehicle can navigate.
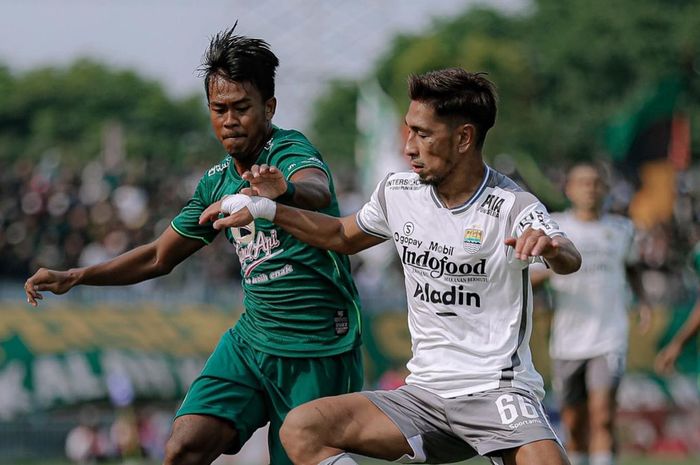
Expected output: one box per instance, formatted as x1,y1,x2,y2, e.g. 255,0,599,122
199,196,384,255
272,203,384,254
505,227,581,275
24,227,204,306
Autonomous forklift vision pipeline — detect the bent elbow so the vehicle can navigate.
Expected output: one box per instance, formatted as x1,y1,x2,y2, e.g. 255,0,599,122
151,249,177,277
558,254,582,275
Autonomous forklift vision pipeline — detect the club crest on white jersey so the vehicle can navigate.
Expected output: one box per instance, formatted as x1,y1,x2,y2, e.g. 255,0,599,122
463,227,483,253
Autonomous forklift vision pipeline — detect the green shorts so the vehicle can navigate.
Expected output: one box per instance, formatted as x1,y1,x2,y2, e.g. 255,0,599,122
176,328,363,465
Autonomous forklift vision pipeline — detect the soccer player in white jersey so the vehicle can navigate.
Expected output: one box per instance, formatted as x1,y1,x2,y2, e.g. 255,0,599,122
200,68,582,465
531,163,651,465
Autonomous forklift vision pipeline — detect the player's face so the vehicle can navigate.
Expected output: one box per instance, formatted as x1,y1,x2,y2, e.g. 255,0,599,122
208,75,276,161
404,101,462,186
566,165,607,211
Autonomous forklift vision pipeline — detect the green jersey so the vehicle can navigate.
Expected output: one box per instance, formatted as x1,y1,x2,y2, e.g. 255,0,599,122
172,127,362,356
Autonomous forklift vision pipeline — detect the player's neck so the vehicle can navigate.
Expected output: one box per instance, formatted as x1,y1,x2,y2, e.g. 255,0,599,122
233,125,274,174
573,208,601,221
435,158,486,209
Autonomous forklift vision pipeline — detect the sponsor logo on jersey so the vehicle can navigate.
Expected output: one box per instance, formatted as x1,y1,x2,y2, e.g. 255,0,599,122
413,281,481,308
235,230,283,277
386,178,421,190
478,194,505,217
244,263,293,285
231,222,256,245
518,209,557,232
403,222,415,235
287,158,324,175
401,246,486,280
394,233,423,248
428,241,455,256
207,158,231,177
463,228,483,254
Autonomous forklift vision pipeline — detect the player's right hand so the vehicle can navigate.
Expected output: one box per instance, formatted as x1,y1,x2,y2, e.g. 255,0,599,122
241,164,286,199
24,268,76,306
654,342,682,375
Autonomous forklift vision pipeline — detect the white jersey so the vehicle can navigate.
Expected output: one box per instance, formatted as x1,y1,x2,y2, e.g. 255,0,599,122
547,212,636,360
356,167,564,399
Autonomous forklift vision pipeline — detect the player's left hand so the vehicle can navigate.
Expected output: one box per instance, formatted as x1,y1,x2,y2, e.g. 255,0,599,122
199,199,226,225
212,208,253,230
198,199,254,230
241,164,287,199
655,341,682,375
505,227,560,261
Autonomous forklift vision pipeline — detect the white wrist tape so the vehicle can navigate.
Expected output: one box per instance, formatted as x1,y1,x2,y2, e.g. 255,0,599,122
221,194,276,221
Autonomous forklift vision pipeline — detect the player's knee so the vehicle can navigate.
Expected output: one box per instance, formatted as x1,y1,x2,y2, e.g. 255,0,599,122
281,405,324,463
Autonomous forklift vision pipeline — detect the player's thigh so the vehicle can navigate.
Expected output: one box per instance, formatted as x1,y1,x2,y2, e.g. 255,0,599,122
176,330,270,454
448,387,561,461
586,352,624,392
552,358,588,408
586,353,623,421
496,439,570,465
285,391,414,461
363,385,477,463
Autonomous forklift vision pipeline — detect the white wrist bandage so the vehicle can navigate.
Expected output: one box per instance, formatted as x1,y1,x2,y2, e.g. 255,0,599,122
221,194,276,221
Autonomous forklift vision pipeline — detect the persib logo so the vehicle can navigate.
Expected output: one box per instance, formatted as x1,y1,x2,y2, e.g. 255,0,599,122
463,228,482,254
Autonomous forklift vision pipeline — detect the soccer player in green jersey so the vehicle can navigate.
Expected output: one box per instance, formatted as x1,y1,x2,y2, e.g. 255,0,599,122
24,26,363,465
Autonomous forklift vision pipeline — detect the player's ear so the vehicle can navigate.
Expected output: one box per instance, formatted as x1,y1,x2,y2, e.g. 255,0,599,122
265,97,277,122
457,123,475,153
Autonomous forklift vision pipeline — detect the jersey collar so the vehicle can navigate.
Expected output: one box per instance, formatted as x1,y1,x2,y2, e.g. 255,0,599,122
429,165,492,214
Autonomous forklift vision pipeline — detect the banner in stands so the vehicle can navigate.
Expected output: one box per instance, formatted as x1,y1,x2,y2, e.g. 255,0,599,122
0,303,697,424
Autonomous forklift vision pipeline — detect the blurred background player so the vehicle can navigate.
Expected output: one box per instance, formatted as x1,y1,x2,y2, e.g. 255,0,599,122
531,162,652,465
655,241,700,375
23,25,363,465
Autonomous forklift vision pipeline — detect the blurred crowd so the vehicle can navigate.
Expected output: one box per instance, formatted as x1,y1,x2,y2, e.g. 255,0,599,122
64,406,172,464
4,151,700,308
0,154,241,291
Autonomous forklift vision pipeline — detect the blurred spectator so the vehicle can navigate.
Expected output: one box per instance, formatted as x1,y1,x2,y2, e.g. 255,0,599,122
0,155,241,292
655,241,700,375
64,406,111,464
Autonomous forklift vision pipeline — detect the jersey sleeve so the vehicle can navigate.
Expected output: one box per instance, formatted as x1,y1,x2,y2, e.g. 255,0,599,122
170,174,219,245
268,142,331,181
355,175,392,240
509,200,564,265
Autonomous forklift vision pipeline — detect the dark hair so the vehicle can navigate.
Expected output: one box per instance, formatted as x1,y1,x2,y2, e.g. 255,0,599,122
408,68,497,149
200,23,279,101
